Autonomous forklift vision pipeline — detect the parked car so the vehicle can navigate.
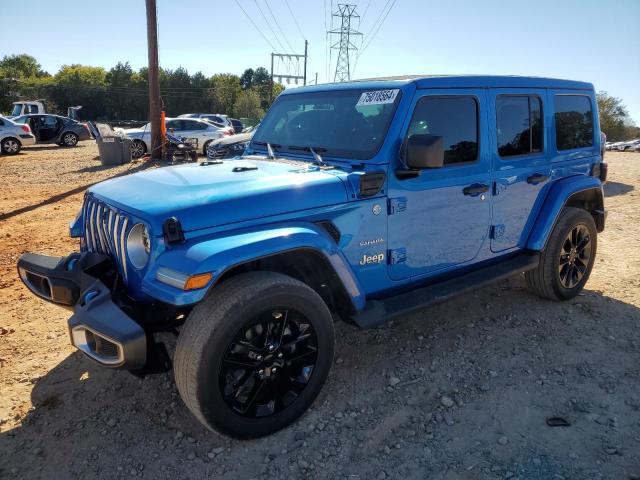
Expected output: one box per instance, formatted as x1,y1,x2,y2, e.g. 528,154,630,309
230,118,244,134
11,114,91,147
118,118,228,158
0,116,36,155
179,113,233,128
618,139,640,151
205,129,254,160
18,75,607,439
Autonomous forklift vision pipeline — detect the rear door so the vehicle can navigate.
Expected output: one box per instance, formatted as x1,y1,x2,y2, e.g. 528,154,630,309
490,89,550,252
180,119,211,149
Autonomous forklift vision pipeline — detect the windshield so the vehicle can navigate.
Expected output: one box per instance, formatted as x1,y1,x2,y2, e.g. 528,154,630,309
10,104,22,117
252,88,401,160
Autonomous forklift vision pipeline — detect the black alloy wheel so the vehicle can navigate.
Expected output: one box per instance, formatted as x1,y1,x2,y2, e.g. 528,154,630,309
220,308,318,418
558,224,592,289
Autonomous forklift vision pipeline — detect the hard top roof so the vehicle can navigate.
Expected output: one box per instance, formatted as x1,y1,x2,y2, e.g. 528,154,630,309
281,75,594,95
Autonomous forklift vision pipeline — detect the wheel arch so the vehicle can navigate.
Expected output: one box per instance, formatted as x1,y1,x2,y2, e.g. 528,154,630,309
1,136,22,145
526,175,605,251
214,247,359,319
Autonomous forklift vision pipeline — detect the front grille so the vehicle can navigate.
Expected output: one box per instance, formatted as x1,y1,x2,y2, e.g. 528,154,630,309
82,195,130,283
206,147,227,160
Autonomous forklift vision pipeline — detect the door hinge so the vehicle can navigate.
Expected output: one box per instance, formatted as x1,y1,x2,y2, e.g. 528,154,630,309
490,224,505,239
388,248,407,264
387,197,407,215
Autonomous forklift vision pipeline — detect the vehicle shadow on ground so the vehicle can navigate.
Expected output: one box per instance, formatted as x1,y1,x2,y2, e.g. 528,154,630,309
1,280,639,479
603,181,634,197
0,161,159,222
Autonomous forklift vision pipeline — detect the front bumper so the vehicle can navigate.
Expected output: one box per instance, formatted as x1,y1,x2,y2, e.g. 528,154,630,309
17,252,147,370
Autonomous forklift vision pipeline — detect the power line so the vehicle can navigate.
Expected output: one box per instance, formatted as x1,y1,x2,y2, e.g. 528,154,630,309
263,0,295,53
359,0,372,26
253,0,289,53
233,0,277,52
284,0,305,41
359,0,396,55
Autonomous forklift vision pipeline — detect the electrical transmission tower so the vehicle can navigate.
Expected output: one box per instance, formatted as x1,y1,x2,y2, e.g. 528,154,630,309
328,4,362,82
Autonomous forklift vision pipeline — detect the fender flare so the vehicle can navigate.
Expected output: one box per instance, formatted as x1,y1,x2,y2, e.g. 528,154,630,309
142,222,366,310
526,175,604,251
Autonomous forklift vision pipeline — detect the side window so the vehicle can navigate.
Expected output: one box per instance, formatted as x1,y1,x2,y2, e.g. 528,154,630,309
0,118,4,126
407,96,478,165
554,95,593,151
187,120,208,131
496,95,543,157
166,119,182,130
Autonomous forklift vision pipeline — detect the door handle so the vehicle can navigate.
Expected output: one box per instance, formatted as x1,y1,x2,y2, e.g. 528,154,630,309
527,173,549,185
463,183,489,196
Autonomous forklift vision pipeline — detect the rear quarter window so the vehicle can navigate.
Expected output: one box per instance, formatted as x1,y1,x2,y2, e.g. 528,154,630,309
554,95,594,151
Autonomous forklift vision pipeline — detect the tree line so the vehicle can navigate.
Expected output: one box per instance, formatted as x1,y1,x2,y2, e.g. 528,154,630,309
0,54,284,122
2,54,639,140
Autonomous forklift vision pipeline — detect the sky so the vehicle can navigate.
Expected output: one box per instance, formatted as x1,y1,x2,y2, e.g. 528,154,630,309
2,0,639,123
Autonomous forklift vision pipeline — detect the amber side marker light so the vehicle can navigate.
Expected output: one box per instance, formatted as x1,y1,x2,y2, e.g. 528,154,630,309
184,272,213,290
156,267,213,290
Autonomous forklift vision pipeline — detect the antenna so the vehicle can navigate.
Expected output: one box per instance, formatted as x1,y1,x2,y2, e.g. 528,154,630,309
328,4,362,82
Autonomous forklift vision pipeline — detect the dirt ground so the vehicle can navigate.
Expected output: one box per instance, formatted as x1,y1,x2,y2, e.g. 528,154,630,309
0,143,639,480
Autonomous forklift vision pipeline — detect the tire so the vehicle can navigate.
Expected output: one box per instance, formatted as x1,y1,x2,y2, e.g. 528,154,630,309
174,271,335,438
131,140,146,158
525,207,597,301
202,140,212,156
1,137,21,155
61,132,79,147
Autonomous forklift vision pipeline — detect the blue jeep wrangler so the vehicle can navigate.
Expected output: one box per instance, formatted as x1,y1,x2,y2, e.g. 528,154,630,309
18,76,607,438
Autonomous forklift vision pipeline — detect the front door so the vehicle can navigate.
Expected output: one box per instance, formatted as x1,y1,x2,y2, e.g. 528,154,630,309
490,89,551,252
387,90,492,280
38,115,61,143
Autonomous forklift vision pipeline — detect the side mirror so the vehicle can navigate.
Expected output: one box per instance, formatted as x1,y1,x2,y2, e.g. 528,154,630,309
404,134,444,169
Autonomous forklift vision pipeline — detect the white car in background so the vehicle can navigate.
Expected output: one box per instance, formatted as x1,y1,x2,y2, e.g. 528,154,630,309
178,113,234,129
119,118,230,158
618,139,640,151
0,116,36,155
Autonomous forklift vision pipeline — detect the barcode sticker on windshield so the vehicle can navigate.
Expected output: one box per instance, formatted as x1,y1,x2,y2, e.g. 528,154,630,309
356,89,399,106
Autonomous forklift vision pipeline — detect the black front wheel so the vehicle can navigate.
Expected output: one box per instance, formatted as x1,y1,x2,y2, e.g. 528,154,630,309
174,271,335,438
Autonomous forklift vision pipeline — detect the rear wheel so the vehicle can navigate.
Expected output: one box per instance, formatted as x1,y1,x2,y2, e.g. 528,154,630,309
526,207,597,301
174,271,335,438
131,140,146,158
62,132,79,147
1,137,21,155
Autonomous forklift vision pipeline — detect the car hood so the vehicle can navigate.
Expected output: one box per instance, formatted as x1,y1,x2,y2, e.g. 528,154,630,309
212,131,253,147
88,157,349,233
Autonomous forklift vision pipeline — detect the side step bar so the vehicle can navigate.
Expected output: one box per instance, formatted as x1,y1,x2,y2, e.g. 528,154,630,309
353,251,540,329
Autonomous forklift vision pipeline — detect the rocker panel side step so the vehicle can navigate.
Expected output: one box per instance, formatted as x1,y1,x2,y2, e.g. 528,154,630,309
353,251,540,329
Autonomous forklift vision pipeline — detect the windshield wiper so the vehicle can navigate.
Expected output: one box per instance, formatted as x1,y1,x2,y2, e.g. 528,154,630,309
252,141,282,160
288,145,328,166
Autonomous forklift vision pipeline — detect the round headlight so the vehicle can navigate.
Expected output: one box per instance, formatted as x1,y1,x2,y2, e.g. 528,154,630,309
127,223,150,269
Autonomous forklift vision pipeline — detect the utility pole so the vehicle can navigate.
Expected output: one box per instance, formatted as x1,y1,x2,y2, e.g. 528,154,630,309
145,0,162,160
329,4,362,82
303,40,308,86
